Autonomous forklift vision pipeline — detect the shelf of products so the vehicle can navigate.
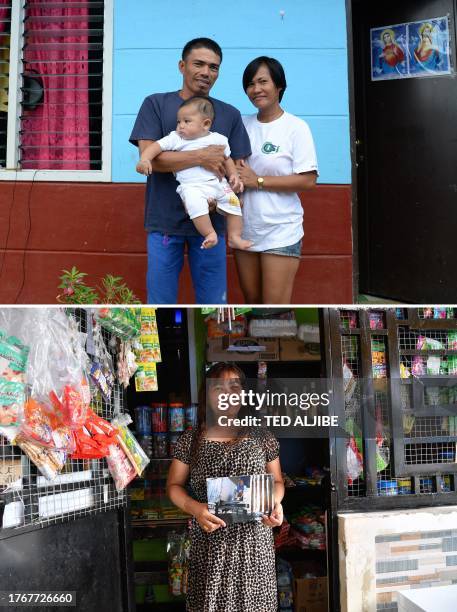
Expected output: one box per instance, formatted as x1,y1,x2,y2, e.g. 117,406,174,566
327,307,457,508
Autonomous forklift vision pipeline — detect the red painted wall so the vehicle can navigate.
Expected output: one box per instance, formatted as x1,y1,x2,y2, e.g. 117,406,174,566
0,182,352,304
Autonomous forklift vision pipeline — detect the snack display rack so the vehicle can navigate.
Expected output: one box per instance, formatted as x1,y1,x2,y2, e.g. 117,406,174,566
322,308,457,511
0,309,127,533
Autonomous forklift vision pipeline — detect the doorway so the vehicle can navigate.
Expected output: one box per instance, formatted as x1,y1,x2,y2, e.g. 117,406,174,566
350,0,457,302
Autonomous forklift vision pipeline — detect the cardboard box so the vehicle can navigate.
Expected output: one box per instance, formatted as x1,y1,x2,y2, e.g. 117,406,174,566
206,337,279,362
279,338,321,361
293,576,328,612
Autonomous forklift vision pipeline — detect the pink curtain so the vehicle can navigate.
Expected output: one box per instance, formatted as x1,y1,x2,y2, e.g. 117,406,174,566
21,0,90,170
0,1,8,34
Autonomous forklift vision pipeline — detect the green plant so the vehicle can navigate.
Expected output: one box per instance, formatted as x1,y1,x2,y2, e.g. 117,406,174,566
57,267,141,304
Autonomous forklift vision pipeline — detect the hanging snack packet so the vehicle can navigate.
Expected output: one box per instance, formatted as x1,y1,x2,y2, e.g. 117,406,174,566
411,356,425,376
26,309,90,430
106,441,137,491
135,363,158,392
72,408,118,459
447,356,457,376
112,414,149,476
426,356,441,376
19,398,75,452
16,434,67,481
417,336,445,351
95,308,141,341
0,330,29,428
448,332,457,351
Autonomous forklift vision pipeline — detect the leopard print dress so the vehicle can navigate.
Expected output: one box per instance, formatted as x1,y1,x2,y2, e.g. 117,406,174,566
172,429,279,612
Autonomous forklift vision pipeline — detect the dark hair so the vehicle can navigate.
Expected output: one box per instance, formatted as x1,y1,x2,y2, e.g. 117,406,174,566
242,56,287,102
182,37,223,62
179,96,215,122
189,362,247,464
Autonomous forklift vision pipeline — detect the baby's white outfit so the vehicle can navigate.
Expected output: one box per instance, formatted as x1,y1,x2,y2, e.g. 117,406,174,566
157,130,242,220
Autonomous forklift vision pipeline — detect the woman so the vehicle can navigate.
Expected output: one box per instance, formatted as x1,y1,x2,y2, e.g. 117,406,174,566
166,362,284,612
235,56,318,303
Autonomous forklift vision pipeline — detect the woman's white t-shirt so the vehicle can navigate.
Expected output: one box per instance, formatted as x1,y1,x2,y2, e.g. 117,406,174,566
241,112,318,252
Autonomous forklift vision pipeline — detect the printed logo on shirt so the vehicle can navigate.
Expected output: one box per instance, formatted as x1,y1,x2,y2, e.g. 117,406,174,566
261,142,280,154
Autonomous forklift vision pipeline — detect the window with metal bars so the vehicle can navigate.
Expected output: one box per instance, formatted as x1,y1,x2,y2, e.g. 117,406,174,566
0,0,112,180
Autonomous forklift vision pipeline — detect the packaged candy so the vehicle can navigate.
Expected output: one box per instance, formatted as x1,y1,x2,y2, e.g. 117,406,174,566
417,336,444,351
447,356,457,376
19,398,75,451
95,308,141,341
16,434,67,481
71,409,118,459
112,414,150,477
106,441,137,491
433,308,447,319
25,309,90,430
426,356,441,376
117,341,138,388
411,356,426,376
448,332,457,350
0,329,29,428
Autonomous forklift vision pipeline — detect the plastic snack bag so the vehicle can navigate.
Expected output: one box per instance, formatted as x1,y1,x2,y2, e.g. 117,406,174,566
0,328,30,428
112,414,149,476
16,434,67,481
19,398,75,452
71,408,119,459
25,309,90,430
106,441,137,491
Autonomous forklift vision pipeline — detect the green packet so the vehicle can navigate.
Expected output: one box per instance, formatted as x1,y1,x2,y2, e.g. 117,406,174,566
0,377,26,426
0,331,29,373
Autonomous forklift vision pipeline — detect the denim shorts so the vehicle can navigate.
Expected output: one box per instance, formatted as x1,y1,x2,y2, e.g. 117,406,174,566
262,238,302,258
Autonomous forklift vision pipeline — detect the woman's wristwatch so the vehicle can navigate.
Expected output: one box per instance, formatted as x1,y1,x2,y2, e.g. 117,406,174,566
257,176,264,190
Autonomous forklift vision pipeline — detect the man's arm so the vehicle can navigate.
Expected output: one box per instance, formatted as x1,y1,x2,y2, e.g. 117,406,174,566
138,140,227,178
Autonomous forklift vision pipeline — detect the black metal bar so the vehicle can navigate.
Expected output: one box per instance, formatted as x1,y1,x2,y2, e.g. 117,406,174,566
359,309,378,496
320,308,341,612
386,309,407,477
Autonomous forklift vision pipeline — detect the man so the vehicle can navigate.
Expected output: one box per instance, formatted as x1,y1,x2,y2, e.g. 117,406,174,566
129,38,251,304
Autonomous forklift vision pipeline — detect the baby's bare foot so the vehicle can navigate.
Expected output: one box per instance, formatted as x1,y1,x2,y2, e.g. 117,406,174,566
201,231,218,249
228,235,253,250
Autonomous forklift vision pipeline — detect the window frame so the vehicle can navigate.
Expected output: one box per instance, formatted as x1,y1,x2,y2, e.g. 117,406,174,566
0,0,113,182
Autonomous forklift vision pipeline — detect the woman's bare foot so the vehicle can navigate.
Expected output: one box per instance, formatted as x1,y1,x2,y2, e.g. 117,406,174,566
201,231,218,249
228,234,253,250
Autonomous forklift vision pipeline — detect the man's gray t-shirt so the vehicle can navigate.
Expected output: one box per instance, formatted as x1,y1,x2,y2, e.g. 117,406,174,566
129,91,251,236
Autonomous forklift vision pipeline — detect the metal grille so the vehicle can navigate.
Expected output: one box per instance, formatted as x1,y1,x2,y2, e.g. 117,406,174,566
19,0,104,170
1,308,127,532
340,309,359,330
0,0,11,168
341,333,366,497
418,307,456,320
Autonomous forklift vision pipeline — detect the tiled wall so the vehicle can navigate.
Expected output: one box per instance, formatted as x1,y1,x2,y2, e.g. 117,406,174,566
376,529,457,610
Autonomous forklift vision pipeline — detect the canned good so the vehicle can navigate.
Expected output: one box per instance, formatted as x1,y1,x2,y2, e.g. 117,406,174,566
169,433,180,456
135,405,152,435
151,402,167,433
185,404,197,430
137,435,153,458
169,403,185,432
153,433,168,458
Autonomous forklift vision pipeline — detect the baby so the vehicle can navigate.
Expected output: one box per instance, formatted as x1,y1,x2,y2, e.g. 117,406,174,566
136,96,252,250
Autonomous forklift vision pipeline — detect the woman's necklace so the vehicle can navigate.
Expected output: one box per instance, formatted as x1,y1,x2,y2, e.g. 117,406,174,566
257,107,284,123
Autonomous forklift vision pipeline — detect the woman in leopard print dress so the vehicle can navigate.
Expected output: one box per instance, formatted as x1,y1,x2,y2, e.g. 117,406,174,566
167,362,284,612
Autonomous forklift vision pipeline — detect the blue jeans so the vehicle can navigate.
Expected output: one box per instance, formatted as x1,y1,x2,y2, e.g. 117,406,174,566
147,232,227,304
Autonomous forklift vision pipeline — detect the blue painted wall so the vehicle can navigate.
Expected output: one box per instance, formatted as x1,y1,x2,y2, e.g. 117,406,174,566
112,0,350,184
